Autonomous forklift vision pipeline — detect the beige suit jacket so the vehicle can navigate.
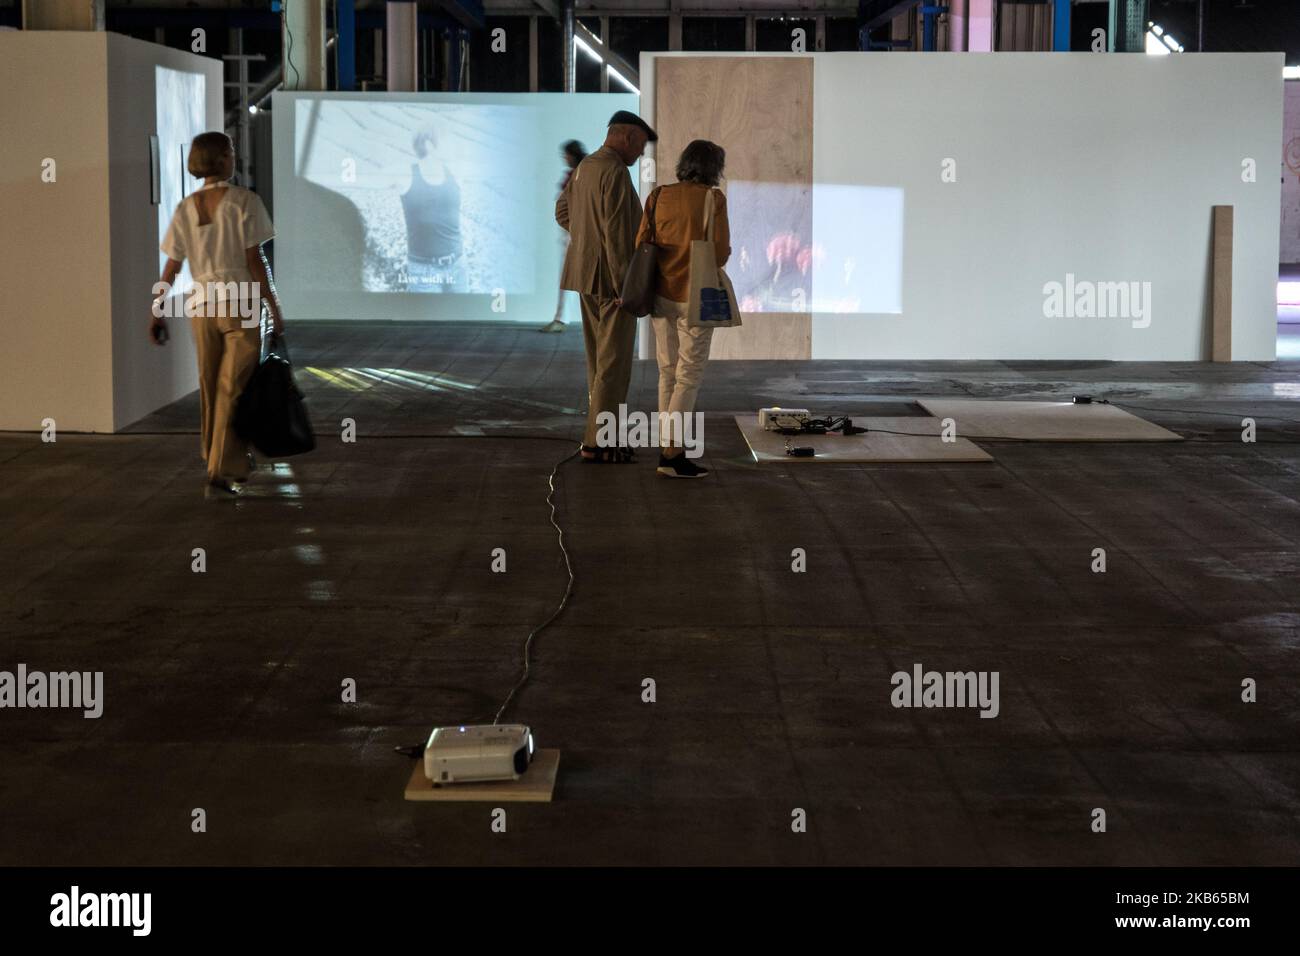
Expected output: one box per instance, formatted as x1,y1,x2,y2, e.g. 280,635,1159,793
555,146,642,298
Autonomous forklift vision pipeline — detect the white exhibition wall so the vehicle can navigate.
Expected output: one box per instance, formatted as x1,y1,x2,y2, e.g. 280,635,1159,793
640,51,1282,361
1282,81,1300,266
271,91,637,322
1,33,114,433
0,32,221,432
813,53,1281,361
108,38,222,431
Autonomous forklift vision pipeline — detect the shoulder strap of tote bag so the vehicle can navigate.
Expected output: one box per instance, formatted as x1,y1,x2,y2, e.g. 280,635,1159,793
647,186,660,243
702,187,715,242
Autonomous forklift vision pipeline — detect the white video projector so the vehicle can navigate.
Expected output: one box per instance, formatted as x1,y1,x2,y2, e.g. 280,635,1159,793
424,724,535,785
759,407,811,431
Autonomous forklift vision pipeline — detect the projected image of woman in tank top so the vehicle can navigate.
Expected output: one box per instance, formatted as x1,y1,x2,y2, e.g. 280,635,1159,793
401,124,466,293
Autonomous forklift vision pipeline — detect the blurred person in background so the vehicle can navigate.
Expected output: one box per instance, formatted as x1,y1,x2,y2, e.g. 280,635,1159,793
541,139,587,333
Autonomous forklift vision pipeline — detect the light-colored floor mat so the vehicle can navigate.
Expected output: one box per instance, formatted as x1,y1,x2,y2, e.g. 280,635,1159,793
915,399,1183,442
734,416,994,463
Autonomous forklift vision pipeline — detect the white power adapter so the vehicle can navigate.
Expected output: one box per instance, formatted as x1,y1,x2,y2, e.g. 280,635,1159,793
423,724,534,785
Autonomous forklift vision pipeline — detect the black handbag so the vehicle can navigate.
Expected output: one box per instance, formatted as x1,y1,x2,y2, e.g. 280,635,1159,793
620,187,660,317
234,334,316,458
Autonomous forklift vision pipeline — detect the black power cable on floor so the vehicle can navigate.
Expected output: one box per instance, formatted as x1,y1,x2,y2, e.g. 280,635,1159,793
368,433,582,757
18,427,584,755
490,444,578,725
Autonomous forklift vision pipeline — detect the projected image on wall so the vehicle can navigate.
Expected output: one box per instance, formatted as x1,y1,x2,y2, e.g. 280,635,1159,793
810,184,904,314
274,92,637,321
155,66,206,287
293,100,537,295
723,181,903,314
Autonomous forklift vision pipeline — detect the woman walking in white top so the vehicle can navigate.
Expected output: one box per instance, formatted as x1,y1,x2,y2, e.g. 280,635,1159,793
150,131,284,499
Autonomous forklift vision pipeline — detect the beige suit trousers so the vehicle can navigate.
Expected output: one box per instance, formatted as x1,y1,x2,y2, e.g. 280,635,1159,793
651,296,713,448
190,307,260,482
579,294,637,448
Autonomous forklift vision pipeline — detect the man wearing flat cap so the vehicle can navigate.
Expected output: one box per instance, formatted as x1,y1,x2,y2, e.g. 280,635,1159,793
555,110,657,462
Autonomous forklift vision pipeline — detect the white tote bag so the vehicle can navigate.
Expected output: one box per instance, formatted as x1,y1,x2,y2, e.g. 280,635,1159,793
686,188,742,329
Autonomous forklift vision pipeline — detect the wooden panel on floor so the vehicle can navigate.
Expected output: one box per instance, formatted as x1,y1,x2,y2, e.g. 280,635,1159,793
404,749,560,803
914,399,1183,442
1211,204,1233,362
734,416,994,463
710,313,811,360
653,56,812,360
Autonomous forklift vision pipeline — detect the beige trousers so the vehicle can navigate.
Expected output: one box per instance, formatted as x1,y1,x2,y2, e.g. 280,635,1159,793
651,296,713,448
579,293,637,447
190,306,260,482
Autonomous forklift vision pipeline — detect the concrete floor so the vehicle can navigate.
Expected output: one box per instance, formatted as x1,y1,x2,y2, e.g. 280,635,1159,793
2,321,1299,865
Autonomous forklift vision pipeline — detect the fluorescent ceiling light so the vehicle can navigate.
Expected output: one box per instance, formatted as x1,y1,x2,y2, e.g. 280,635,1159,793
607,64,639,94
572,37,639,95
574,35,599,62
1146,23,1183,55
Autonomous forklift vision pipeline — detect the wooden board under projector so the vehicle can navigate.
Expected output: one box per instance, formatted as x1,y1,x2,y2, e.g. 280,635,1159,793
914,400,1183,442
734,416,994,463
403,749,560,803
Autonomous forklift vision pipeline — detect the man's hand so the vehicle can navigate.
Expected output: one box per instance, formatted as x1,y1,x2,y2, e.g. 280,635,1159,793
149,315,168,346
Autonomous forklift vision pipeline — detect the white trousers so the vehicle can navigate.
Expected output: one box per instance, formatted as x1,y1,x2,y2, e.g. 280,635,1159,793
651,296,713,448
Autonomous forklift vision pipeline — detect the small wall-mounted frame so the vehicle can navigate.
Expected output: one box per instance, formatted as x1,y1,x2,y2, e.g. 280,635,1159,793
148,134,160,205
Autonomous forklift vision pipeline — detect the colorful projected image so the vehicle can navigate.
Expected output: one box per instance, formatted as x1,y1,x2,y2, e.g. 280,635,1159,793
724,181,814,314
722,181,904,315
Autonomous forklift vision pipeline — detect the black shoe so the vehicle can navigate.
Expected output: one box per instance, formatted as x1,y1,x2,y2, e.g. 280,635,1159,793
656,454,709,478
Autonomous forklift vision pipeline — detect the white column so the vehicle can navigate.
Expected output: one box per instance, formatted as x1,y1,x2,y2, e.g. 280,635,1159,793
283,0,327,90
386,1,418,92
967,0,995,52
949,0,968,52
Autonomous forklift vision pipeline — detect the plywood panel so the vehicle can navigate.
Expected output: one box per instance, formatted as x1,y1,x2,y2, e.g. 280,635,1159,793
1211,205,1233,362
654,56,811,187
734,416,994,463
914,400,1183,442
653,56,812,360
710,313,811,360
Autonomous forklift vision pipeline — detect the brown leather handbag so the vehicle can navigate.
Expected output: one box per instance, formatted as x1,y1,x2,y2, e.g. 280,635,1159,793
619,187,660,317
